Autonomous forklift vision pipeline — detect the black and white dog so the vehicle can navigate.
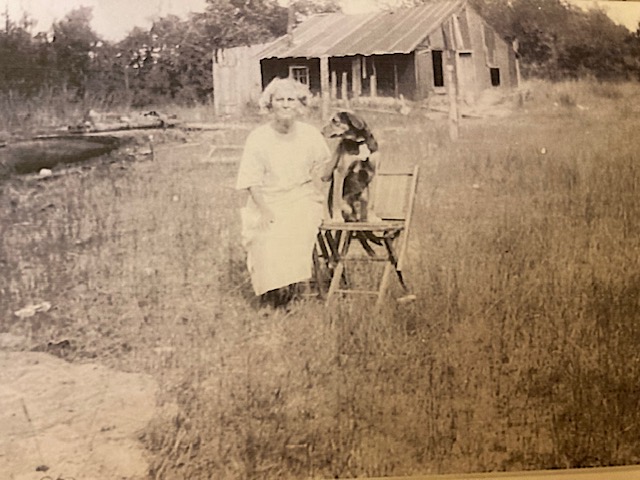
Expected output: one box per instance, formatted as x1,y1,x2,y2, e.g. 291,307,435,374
322,111,379,222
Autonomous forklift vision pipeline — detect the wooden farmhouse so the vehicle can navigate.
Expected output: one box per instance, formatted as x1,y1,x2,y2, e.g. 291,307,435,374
212,0,519,114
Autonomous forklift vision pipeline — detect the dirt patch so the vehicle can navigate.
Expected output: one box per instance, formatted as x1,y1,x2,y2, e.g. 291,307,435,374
0,351,157,480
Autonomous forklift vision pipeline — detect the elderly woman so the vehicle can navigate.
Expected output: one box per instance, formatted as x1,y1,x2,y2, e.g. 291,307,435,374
236,78,332,308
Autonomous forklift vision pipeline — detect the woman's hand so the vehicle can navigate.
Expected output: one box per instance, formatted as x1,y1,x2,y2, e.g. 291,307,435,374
248,186,275,229
319,151,340,182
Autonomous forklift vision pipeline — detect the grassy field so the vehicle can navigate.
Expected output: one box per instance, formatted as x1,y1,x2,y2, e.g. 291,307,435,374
2,80,640,479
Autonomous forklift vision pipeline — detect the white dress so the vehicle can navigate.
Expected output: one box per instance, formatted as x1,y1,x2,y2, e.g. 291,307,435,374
236,121,330,296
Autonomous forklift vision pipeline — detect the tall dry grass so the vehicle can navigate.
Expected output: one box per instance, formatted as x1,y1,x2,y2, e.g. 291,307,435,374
0,90,107,135
1,80,640,478
0,89,224,138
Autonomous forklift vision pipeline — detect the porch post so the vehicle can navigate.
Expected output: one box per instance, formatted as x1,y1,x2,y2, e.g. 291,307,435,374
330,70,337,99
341,71,348,104
212,51,217,116
370,57,377,97
320,55,330,120
445,57,459,140
513,39,521,87
351,56,362,98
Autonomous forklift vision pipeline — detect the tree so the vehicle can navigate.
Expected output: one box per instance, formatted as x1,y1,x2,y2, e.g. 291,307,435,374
50,7,101,96
0,0,396,107
146,14,215,104
291,0,341,18
198,0,288,53
0,13,45,94
114,14,215,106
470,0,636,79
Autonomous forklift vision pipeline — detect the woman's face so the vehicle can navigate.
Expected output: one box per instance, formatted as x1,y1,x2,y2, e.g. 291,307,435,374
271,84,301,123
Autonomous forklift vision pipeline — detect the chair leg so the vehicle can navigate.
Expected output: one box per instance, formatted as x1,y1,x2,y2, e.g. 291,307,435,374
355,233,376,256
327,261,345,302
326,232,353,302
395,269,409,292
377,234,413,307
312,246,326,299
324,230,342,266
316,233,330,265
375,263,395,308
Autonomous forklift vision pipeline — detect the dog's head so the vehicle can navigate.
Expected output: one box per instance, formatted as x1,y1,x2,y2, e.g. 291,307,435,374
322,111,378,156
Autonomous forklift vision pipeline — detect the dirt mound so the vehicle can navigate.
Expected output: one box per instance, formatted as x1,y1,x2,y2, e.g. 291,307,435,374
0,351,157,480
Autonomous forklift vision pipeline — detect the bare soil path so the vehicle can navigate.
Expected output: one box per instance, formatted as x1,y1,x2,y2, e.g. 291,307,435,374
0,351,157,480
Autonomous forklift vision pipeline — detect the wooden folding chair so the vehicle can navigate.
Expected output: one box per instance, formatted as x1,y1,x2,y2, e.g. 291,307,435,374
315,165,419,307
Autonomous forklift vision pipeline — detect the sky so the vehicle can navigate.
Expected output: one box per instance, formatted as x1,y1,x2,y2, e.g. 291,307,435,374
4,0,208,41
569,0,640,31
3,0,640,41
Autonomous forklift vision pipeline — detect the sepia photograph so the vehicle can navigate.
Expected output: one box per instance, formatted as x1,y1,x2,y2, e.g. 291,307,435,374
2,0,640,479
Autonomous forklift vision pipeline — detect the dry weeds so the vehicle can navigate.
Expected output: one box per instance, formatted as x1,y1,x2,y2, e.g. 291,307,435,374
1,81,640,478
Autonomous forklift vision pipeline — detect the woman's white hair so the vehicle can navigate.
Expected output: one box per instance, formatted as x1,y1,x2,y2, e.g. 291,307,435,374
258,77,311,112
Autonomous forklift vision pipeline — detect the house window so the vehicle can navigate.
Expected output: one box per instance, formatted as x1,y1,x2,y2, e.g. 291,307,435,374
490,67,500,86
432,50,444,87
289,66,309,85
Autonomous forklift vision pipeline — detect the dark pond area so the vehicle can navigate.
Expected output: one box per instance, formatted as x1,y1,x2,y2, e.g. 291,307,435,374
0,135,121,178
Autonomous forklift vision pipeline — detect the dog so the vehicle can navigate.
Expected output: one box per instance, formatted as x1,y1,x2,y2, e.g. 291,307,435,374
322,111,379,223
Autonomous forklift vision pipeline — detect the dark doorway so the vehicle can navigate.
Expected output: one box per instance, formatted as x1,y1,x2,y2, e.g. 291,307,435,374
432,50,444,87
490,67,500,87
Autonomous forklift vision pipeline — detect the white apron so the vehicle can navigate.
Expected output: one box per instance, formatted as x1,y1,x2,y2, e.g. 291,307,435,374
236,121,330,296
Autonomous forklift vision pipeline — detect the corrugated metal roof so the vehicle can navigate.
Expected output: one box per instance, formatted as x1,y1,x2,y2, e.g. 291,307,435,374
259,0,465,59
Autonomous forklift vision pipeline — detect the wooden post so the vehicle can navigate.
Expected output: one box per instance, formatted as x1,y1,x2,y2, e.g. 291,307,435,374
330,70,337,99
445,61,459,141
370,57,377,97
212,51,217,115
510,39,525,106
351,57,362,98
341,71,348,104
320,56,330,120
513,39,521,87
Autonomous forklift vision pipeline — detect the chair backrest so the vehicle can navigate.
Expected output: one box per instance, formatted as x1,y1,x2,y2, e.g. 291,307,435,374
371,165,420,222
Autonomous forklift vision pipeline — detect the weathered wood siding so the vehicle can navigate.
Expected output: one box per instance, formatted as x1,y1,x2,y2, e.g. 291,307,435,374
411,6,517,102
465,7,517,94
213,44,267,115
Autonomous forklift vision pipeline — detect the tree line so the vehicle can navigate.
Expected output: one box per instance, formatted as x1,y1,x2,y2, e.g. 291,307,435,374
470,0,640,80
1,0,639,108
